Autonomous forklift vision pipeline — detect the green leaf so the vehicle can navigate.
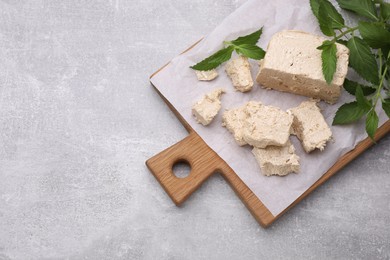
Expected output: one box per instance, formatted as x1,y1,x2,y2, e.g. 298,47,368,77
347,37,379,85
321,42,337,84
382,99,390,118
382,46,390,61
336,39,348,46
358,21,390,49
366,109,379,140
380,2,390,21
310,0,321,19
318,0,345,36
317,40,334,50
235,44,265,60
191,46,235,71
336,0,378,21
343,79,376,96
230,28,263,46
333,101,369,125
355,86,372,110
318,17,333,36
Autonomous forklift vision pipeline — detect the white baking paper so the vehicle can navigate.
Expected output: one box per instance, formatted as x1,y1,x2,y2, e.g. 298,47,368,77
150,0,388,216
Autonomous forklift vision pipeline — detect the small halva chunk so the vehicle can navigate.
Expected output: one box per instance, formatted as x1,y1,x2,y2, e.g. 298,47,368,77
195,69,218,81
243,101,293,148
225,56,254,92
252,140,300,176
256,30,349,104
288,100,332,153
222,103,248,146
192,88,225,126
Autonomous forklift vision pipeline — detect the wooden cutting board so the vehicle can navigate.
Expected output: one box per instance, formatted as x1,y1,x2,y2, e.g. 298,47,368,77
146,40,390,228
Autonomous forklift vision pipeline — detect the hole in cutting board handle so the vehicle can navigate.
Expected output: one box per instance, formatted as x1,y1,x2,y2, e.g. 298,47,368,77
172,160,191,179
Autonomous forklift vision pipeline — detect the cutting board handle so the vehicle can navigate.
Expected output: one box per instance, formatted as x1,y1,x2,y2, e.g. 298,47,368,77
146,132,220,205
146,130,278,227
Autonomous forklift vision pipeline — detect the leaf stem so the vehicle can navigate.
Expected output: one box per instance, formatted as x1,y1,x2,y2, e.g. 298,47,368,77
372,51,390,108
379,49,383,77
334,26,359,41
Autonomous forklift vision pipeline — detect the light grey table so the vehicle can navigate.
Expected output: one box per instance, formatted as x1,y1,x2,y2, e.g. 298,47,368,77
0,1,389,259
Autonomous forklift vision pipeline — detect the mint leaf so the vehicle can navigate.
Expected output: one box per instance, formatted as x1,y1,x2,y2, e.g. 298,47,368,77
235,44,265,60
366,109,379,140
343,79,376,96
382,99,390,118
317,40,334,50
333,101,369,125
380,3,390,21
230,28,263,46
383,47,390,61
228,29,265,60
347,37,379,85
321,42,337,84
191,46,235,71
318,11,334,36
310,0,321,19
355,86,372,110
191,27,265,70
336,39,348,46
358,21,390,49
318,0,345,36
337,0,378,21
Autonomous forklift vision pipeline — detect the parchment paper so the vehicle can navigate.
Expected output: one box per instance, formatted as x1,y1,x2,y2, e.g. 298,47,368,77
150,0,388,216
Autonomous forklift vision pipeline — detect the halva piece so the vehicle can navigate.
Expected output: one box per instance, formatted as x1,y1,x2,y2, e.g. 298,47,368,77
288,100,332,153
243,101,293,148
256,30,349,104
222,103,248,146
225,56,254,92
252,140,300,176
192,88,225,126
195,69,218,81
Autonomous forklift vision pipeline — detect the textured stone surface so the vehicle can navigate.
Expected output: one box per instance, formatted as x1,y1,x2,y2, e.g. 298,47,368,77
0,1,389,259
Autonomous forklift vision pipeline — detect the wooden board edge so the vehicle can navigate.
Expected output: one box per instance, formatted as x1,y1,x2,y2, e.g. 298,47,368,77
148,40,390,227
150,82,194,133
272,120,390,225
149,38,204,80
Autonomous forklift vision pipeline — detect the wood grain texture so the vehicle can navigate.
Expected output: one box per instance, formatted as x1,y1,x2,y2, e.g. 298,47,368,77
146,130,275,227
146,40,390,227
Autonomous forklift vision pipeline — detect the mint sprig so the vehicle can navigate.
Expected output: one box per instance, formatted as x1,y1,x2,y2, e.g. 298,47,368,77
366,109,379,140
191,46,235,71
320,41,337,84
343,79,376,96
234,44,265,60
191,28,265,71
358,21,390,49
382,98,390,118
337,0,378,21
318,0,345,36
229,29,263,46
333,101,369,125
310,0,390,140
347,36,379,85
380,2,390,20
